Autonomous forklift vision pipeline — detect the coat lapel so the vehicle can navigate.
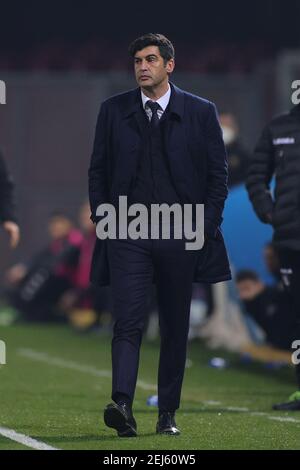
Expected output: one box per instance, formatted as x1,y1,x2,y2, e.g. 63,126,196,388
163,82,186,153
120,87,149,137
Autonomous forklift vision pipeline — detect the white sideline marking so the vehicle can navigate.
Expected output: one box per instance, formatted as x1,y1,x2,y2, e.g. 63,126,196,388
17,348,300,426
202,399,300,423
203,400,222,406
0,426,58,450
268,416,300,423
226,406,249,412
18,348,156,391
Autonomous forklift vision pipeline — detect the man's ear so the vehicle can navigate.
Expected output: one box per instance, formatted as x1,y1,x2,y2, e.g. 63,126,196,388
166,59,175,74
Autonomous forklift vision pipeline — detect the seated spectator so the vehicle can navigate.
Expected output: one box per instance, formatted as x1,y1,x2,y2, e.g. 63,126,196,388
5,211,82,322
59,201,112,331
235,270,295,351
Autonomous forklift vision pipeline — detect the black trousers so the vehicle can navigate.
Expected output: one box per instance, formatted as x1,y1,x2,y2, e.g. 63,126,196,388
278,248,300,387
107,230,200,412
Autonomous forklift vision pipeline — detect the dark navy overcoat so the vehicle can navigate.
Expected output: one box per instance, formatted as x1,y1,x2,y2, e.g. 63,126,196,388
88,82,231,286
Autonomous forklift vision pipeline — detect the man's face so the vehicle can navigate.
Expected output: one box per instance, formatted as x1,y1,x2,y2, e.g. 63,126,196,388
134,45,174,88
48,216,72,240
236,280,264,301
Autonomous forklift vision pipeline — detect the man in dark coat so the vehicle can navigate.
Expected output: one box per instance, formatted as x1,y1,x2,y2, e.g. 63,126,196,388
88,33,231,437
246,103,300,411
0,150,20,248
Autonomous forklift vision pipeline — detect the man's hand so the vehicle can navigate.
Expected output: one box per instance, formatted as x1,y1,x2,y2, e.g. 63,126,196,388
2,221,20,248
265,212,273,224
58,290,79,312
5,263,26,284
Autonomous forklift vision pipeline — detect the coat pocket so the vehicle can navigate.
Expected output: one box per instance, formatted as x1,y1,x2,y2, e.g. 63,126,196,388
194,230,231,283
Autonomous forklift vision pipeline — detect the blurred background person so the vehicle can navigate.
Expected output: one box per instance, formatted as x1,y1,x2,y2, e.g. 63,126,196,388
246,102,300,410
4,211,82,322
59,201,112,332
0,150,20,249
236,269,294,351
220,113,250,188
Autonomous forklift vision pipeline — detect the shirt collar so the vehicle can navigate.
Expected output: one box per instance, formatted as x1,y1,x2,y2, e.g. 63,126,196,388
141,83,171,112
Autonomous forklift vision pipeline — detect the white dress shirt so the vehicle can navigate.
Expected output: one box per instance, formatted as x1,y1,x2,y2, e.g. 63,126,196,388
141,84,171,120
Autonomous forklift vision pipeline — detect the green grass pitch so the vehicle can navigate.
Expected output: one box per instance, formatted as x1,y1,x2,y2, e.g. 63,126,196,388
0,324,300,450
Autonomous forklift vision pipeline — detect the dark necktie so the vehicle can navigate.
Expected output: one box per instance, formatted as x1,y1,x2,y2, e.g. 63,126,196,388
146,100,161,129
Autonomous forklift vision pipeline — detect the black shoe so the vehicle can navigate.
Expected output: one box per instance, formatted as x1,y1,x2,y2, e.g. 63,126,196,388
273,400,300,411
156,412,180,435
104,402,137,437
273,391,300,411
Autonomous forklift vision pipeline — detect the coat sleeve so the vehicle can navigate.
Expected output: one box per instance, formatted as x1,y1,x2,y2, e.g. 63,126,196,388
0,151,17,223
246,124,275,223
88,102,110,223
204,102,229,238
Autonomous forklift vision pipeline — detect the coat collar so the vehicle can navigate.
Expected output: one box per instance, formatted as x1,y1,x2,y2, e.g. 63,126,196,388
121,81,185,120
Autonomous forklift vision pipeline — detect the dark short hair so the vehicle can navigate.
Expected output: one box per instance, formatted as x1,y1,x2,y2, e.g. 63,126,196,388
128,33,175,63
235,270,260,283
